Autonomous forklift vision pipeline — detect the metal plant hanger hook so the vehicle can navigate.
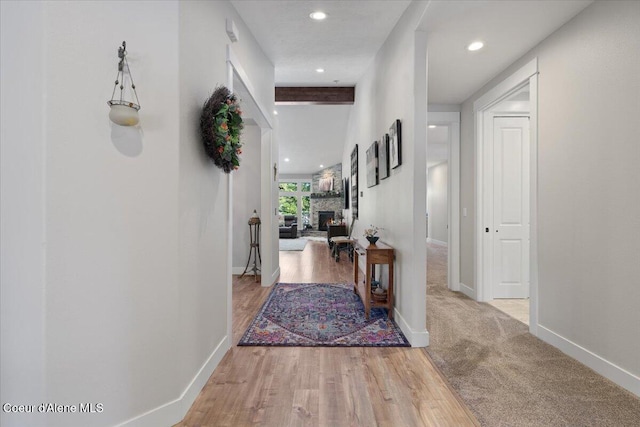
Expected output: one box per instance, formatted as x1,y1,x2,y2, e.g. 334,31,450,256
107,41,141,126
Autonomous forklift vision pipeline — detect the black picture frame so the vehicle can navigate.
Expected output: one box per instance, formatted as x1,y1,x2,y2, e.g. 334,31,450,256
366,141,379,188
379,133,389,180
389,119,402,169
350,144,358,218
343,177,349,209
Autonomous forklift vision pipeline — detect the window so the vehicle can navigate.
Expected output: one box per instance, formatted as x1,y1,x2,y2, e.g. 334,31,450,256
301,196,310,227
279,182,297,192
279,196,297,215
278,180,312,229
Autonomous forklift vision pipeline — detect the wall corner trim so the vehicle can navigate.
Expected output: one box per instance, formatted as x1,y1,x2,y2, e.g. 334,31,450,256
226,45,273,129
426,238,447,246
263,266,280,287
115,335,232,427
394,308,429,347
537,325,640,397
459,282,476,300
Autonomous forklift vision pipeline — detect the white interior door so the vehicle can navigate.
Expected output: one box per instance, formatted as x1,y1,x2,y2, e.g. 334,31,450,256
492,117,530,298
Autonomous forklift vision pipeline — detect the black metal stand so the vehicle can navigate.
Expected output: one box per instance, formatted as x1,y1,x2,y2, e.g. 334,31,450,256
240,219,261,282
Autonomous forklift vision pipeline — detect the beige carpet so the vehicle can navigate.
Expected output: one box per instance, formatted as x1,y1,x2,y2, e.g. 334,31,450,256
425,242,640,426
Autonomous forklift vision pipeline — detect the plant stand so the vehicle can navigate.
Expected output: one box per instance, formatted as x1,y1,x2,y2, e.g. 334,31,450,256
240,218,261,282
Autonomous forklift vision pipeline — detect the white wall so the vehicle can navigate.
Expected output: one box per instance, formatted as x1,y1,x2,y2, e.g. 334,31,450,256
1,3,46,427
0,1,274,426
459,0,640,390
232,125,262,271
427,162,448,244
178,0,274,418
342,1,429,345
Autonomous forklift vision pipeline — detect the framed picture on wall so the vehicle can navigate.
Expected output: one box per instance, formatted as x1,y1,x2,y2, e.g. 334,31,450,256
351,144,358,218
343,177,349,209
366,141,379,188
389,119,402,169
379,133,389,180
319,177,333,192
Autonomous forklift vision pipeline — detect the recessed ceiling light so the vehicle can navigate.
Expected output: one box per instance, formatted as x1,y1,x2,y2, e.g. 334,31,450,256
273,110,278,115
309,11,327,20
320,164,324,168
467,41,484,51
428,125,437,128
284,158,290,162
316,68,325,73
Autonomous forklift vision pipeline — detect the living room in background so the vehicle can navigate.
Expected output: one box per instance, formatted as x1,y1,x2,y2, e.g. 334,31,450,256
278,179,311,232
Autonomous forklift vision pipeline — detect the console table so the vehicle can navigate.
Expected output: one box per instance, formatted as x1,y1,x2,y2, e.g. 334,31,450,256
353,241,395,319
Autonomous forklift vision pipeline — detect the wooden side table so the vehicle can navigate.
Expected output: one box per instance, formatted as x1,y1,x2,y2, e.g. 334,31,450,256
353,241,395,319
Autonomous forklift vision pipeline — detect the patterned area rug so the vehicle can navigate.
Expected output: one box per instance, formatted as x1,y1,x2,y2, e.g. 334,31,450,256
238,283,410,347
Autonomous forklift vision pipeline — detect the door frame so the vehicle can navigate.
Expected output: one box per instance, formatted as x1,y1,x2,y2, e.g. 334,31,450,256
427,112,460,292
473,58,539,335
226,46,276,341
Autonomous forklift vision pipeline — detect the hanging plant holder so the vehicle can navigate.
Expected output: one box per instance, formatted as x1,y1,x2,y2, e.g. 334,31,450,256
200,86,244,173
107,41,141,126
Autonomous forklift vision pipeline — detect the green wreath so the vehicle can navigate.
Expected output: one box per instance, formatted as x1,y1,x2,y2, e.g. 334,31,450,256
200,86,244,173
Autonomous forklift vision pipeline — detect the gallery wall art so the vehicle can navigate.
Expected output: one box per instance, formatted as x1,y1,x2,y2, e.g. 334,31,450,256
379,133,389,180
389,119,402,169
366,141,379,188
350,145,358,218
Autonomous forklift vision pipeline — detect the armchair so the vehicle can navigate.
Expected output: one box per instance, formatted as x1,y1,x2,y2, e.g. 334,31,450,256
279,215,298,238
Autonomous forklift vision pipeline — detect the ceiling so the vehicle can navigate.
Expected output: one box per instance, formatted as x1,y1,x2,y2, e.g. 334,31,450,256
274,105,352,175
231,0,593,174
230,0,412,86
423,0,592,104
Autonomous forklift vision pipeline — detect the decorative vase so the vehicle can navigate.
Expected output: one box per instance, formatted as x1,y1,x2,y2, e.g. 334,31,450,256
366,236,379,245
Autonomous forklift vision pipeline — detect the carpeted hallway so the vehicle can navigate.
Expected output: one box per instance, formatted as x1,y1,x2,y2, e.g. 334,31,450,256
425,242,640,426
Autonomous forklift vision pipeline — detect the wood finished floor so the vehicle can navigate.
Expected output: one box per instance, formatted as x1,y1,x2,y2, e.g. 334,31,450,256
177,241,478,427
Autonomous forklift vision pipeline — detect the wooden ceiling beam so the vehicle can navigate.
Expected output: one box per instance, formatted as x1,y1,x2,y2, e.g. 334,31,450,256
275,86,355,105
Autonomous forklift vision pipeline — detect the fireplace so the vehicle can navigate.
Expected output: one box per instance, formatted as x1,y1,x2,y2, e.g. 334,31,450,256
318,211,334,231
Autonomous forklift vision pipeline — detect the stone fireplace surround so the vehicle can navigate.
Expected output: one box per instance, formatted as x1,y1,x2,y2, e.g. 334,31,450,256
311,164,344,231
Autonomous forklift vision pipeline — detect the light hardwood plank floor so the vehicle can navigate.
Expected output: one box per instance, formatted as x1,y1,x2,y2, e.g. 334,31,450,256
176,241,478,427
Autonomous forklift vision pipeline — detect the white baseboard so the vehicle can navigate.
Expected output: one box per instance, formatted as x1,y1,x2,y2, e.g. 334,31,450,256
537,325,640,397
115,335,231,427
459,282,476,300
232,267,246,275
263,266,280,287
426,237,448,246
394,308,429,347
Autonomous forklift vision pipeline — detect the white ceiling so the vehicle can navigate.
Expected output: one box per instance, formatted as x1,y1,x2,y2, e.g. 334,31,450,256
275,105,352,175
232,0,593,174
230,0,412,86
423,0,592,104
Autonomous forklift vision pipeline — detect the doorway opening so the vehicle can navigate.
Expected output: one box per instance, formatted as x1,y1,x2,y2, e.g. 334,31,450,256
473,58,539,334
426,112,460,294
226,46,276,343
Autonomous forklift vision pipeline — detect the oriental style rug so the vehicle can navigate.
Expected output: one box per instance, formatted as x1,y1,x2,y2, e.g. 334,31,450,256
238,282,410,347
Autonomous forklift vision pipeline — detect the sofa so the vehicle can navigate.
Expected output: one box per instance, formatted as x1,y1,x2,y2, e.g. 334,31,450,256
279,215,298,238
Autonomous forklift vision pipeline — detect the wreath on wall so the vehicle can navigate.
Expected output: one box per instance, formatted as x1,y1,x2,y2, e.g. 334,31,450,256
200,86,244,173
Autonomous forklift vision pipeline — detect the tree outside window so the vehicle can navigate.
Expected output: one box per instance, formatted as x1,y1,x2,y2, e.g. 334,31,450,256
279,182,297,192
278,180,312,228
279,196,297,215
